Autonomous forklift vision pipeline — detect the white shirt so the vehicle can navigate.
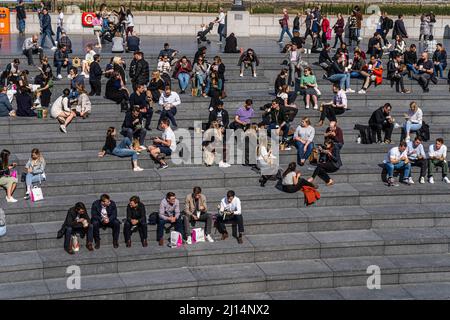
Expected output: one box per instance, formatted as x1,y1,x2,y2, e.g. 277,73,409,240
57,12,64,27
220,196,241,215
429,144,447,159
218,12,226,24
100,206,108,220
85,50,96,63
333,90,348,109
290,51,298,62
159,91,181,109
408,108,423,124
407,141,426,160
127,14,134,27
162,127,177,152
384,147,408,163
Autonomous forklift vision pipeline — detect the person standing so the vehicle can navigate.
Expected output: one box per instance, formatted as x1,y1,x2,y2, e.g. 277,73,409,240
278,8,293,44
216,7,226,44
40,8,57,50
56,7,64,43
88,54,103,96
392,14,408,39
16,0,27,36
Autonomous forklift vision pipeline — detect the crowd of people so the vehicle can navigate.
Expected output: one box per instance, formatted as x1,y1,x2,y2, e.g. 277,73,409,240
1,4,450,252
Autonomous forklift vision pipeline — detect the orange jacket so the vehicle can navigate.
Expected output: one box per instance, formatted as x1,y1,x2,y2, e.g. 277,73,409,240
301,186,321,206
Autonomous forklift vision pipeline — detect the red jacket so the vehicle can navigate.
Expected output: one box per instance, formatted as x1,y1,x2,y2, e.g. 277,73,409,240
301,186,320,206
322,18,330,33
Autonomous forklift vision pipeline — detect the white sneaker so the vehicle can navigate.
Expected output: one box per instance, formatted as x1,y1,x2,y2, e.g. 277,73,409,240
59,125,67,133
239,73,243,77
358,89,366,94
80,72,86,76
419,177,425,184
313,105,318,110
186,236,192,245
429,176,435,184
133,166,144,172
405,136,411,142
284,147,291,151
253,74,257,78
444,177,450,184
305,105,310,109
84,74,90,79
394,122,401,129
408,177,415,184
139,145,147,151
51,46,57,51
205,234,214,242
6,196,18,203
57,74,62,79
67,74,72,79
219,161,231,168
346,88,355,93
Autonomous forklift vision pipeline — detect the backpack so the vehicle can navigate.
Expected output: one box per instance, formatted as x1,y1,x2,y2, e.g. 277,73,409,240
417,121,430,142
354,124,373,144
279,18,284,27
386,18,393,30
148,212,158,225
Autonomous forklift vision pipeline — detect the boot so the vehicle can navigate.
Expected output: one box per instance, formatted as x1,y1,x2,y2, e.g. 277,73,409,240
113,240,119,248
142,239,148,247
86,242,94,251
94,239,100,250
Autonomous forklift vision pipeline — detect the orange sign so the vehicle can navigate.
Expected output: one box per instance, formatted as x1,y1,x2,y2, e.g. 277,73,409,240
0,8,10,34
81,12,95,27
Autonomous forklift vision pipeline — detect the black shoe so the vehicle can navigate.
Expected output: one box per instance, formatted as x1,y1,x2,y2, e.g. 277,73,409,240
145,127,152,131
423,88,430,93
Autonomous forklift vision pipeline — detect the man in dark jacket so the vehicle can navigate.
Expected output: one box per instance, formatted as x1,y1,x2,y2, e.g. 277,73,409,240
121,106,147,147
367,32,383,58
91,194,120,249
63,202,94,254
266,99,289,141
88,54,103,96
369,103,394,144
392,14,408,39
381,12,393,47
129,84,153,130
40,8,56,49
123,196,147,247
0,86,13,117
129,52,149,91
53,45,71,79
126,32,140,52
404,44,418,77
208,101,229,128
16,0,27,35
224,33,240,53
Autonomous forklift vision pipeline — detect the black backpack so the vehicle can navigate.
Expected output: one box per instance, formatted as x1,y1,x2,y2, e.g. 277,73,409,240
386,18,394,30
354,124,373,144
417,121,430,142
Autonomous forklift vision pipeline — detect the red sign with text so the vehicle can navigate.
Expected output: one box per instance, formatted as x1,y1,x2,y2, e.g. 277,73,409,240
81,12,95,27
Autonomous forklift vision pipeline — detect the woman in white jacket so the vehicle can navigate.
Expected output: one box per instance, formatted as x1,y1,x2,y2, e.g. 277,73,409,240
403,101,423,142
75,84,92,118
50,88,76,134
257,136,277,187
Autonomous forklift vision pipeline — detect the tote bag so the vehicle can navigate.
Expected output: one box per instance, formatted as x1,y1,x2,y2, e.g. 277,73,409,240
191,228,205,243
170,231,183,248
71,235,80,252
31,186,44,202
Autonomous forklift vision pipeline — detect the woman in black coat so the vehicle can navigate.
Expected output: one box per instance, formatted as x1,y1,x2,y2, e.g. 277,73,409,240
307,139,342,186
16,90,36,117
224,33,240,53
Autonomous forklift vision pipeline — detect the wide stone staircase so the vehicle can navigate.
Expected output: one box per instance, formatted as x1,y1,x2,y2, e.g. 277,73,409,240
1,44,450,300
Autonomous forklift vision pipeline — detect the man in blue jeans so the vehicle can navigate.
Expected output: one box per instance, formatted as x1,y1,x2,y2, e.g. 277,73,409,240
279,8,293,44
16,0,26,35
158,192,184,246
384,141,412,186
40,8,57,50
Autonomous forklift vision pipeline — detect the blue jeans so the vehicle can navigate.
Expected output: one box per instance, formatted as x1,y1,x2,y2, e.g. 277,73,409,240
178,73,190,91
294,141,314,164
406,64,419,75
112,137,138,161
218,24,226,42
268,122,290,141
40,29,56,48
196,74,205,91
385,161,411,179
26,173,45,188
157,216,184,241
18,19,26,33
279,27,293,42
55,60,72,76
434,63,446,78
350,71,364,79
404,121,422,136
328,73,350,90
56,26,62,42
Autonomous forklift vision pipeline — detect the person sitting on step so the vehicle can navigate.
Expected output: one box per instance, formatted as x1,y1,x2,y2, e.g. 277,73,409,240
62,202,94,254
324,120,344,150
401,101,423,143
158,85,180,129
217,190,245,244
317,83,347,127
0,149,18,203
182,186,215,244
23,148,46,200
98,127,143,172
129,84,153,131
307,139,342,186
158,192,184,246
384,141,411,186
282,162,317,193
412,52,436,93
91,194,121,249
293,117,315,166
238,48,259,78
123,196,148,247
368,103,394,144
357,55,383,94
406,136,427,184
121,106,147,152
229,99,254,131
148,118,177,170
428,138,450,184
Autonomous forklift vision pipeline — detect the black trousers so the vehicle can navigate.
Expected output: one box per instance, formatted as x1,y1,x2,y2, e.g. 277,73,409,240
217,214,244,236
409,158,428,178
332,34,344,48
312,162,339,183
23,48,43,65
391,76,405,92
229,122,249,131
123,220,147,243
89,80,102,96
370,122,394,142
320,105,345,122
92,218,120,242
64,224,94,250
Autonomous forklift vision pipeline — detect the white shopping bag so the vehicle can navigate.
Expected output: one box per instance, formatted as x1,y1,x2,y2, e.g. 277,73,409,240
170,231,183,248
71,235,80,252
30,186,44,202
191,228,205,243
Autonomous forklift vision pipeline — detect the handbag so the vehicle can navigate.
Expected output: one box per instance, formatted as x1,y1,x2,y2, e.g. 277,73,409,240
191,228,205,243
10,170,17,179
30,186,44,202
71,235,80,252
170,231,183,248
326,28,332,40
